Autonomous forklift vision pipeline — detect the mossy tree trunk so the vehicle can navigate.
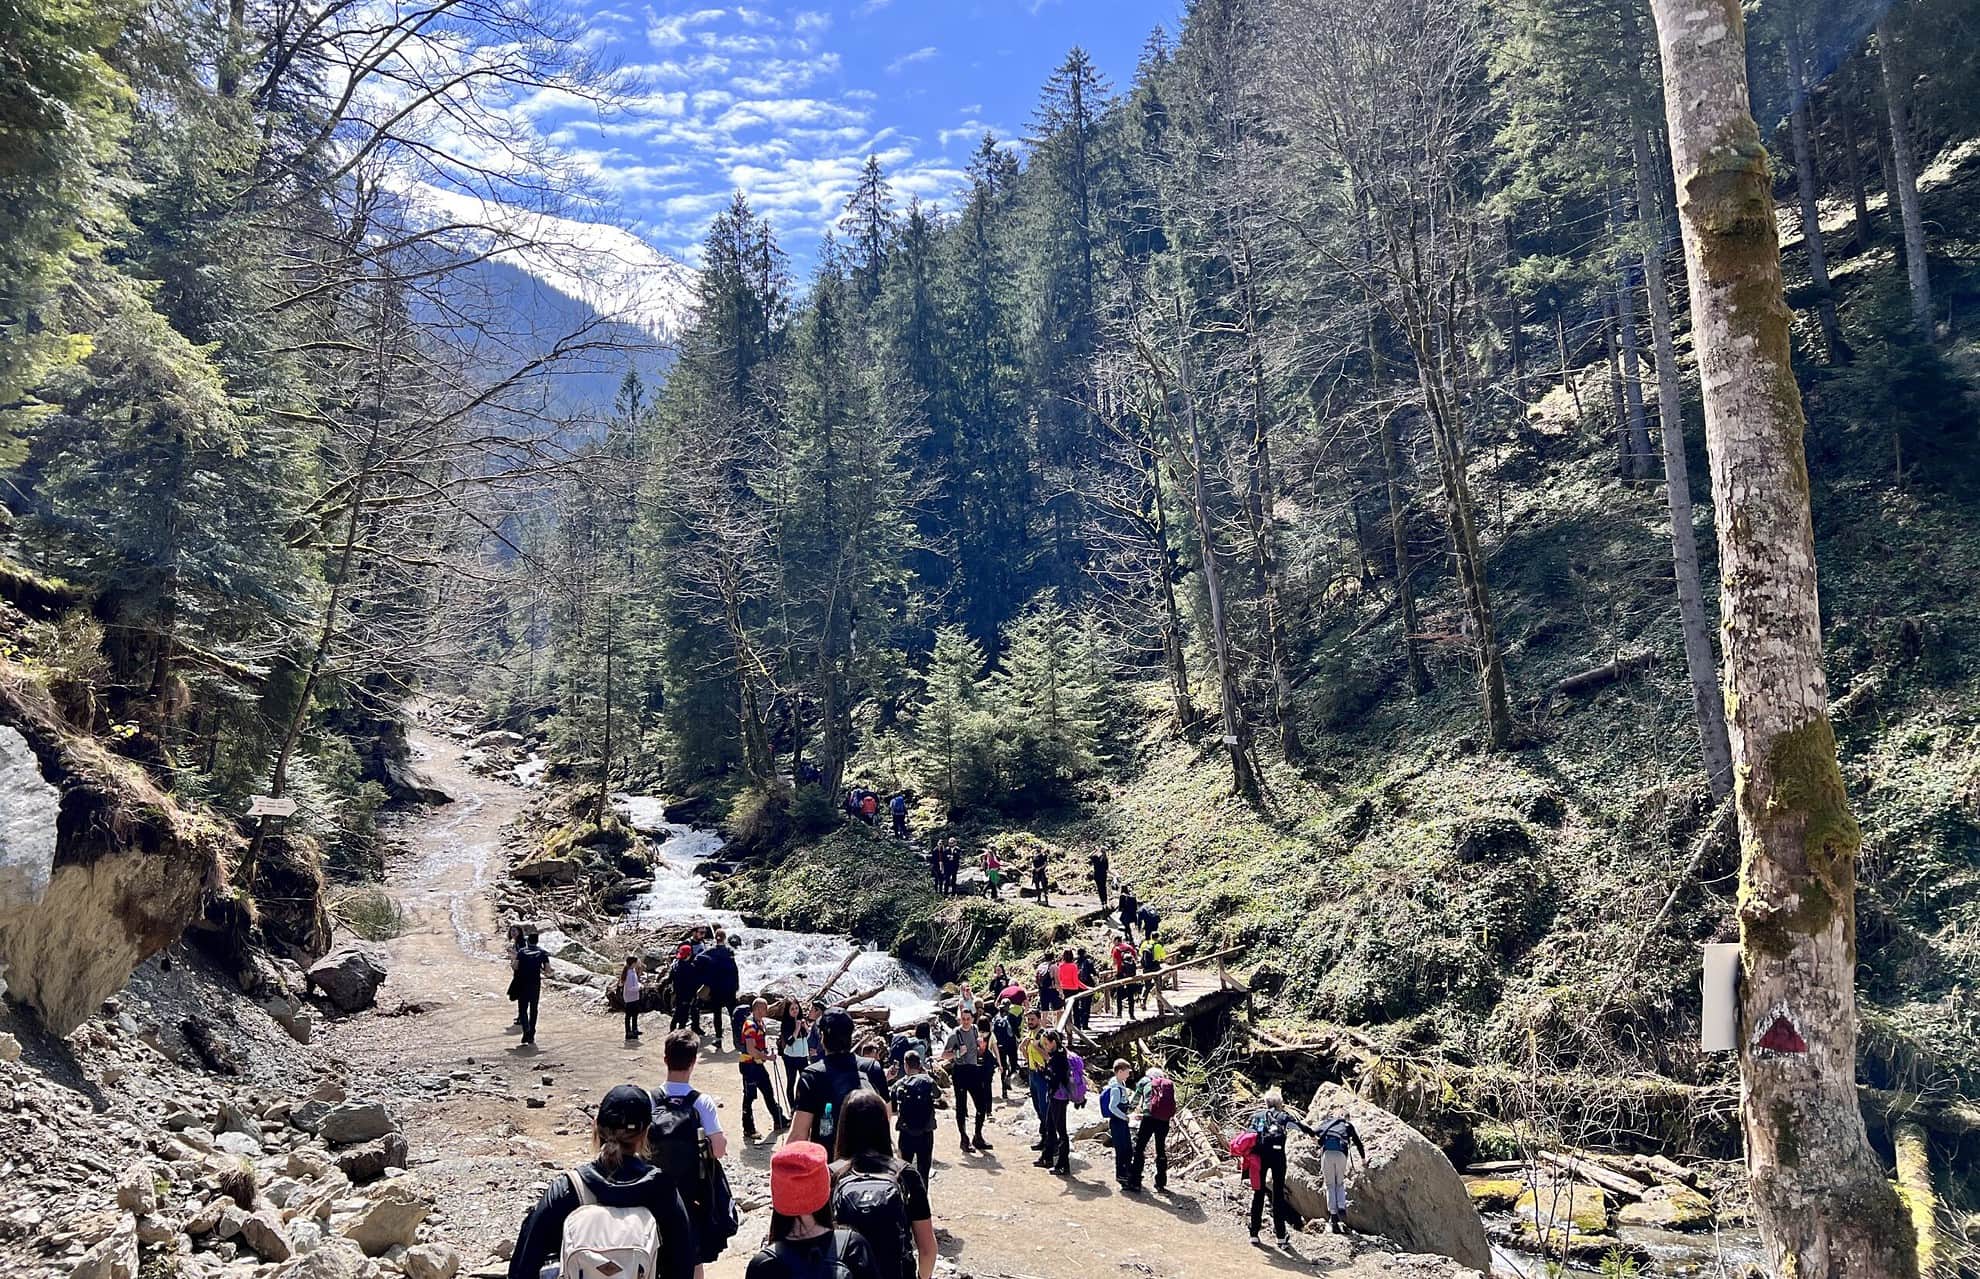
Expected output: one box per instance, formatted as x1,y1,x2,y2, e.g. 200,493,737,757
1649,3,1918,1277
1876,15,1933,334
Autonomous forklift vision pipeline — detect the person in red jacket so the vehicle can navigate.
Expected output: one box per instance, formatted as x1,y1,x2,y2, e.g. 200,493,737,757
1054,949,1086,1029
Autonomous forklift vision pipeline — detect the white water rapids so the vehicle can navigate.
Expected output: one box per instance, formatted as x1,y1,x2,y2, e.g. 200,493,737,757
610,795,942,1027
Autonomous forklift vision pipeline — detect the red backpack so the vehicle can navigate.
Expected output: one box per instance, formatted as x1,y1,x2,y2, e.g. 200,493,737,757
1148,1076,1177,1121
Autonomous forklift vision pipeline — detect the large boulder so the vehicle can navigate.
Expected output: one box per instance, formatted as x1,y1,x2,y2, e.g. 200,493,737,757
316,1102,397,1146
1288,1084,1490,1273
336,1132,410,1184
307,949,387,1013
1617,1182,1713,1231
0,726,57,911
337,1176,431,1256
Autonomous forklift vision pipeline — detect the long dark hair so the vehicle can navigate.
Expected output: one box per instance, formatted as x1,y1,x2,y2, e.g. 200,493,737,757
833,1090,894,1164
768,1199,835,1243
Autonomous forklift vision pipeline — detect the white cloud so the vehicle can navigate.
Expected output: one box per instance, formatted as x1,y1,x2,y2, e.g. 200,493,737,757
645,7,725,50
730,53,840,94
857,0,892,13
794,10,832,34
886,46,938,75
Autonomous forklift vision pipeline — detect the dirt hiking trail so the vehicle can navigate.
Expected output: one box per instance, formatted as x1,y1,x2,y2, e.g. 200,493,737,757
328,731,1443,1279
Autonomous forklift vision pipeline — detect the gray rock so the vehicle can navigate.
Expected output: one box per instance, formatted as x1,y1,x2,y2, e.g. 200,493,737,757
241,1208,294,1262
133,1214,179,1246
335,1132,409,1185
401,1243,461,1279
218,1100,259,1138
306,951,387,1014
316,1103,396,1147
337,1177,431,1256
275,1238,369,1279
67,1218,137,1279
0,726,57,913
115,1161,158,1214
1286,1084,1490,1273
0,1032,20,1064
213,1130,263,1158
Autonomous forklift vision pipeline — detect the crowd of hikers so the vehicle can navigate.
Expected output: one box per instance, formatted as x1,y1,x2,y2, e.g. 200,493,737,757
504,844,1361,1277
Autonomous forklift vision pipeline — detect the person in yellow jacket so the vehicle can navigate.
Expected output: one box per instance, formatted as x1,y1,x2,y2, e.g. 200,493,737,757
1019,1009,1050,1148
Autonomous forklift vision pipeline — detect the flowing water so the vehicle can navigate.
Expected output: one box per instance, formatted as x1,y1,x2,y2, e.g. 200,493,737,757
610,794,943,1026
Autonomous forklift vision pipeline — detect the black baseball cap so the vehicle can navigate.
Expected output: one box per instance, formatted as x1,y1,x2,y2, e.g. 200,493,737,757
819,1008,856,1052
598,1084,653,1130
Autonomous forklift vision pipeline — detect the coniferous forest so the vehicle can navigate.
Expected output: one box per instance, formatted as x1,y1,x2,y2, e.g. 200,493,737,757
5,0,1980,1272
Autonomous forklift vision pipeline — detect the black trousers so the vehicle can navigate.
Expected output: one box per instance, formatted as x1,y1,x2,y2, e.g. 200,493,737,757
1073,993,1092,1029
1133,1116,1169,1188
623,1007,640,1037
1033,871,1049,904
740,1061,785,1134
1250,1151,1289,1237
953,1065,990,1139
671,1000,696,1031
1114,984,1138,1018
899,1129,934,1184
1093,868,1108,902
782,1055,805,1108
1044,1098,1071,1169
517,987,540,1042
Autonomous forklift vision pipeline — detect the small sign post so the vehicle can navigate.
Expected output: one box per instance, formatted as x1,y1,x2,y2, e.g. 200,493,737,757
1700,942,1740,1052
247,795,299,819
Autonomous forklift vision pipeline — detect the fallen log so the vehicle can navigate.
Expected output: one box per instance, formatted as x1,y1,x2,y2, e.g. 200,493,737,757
1540,1149,1646,1200
808,949,863,1005
1894,1123,1941,1279
1532,650,1657,717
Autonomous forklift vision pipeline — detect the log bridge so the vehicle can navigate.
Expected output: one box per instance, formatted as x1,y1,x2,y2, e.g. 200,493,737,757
1055,944,1250,1053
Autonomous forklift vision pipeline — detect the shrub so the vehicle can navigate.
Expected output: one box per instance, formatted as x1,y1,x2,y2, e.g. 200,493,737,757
331,884,404,941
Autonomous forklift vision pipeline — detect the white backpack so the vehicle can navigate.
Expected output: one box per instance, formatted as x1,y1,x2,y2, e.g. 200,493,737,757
560,1167,662,1279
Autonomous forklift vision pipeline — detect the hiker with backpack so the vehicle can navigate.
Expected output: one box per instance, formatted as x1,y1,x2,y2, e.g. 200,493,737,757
1074,949,1098,1030
1137,904,1161,940
1247,1086,1319,1247
745,1142,882,1279
890,1049,941,1186
1311,1102,1369,1233
788,1009,887,1150
1019,1009,1050,1139
939,1008,995,1154
1033,953,1060,1015
889,792,909,840
1117,887,1139,943
699,933,741,1051
668,945,699,1033
618,957,646,1042
830,1091,937,1279
990,1001,1021,1099
1099,1060,1138,1191
740,999,791,1143
980,847,1005,900
1088,849,1109,904
513,931,548,1047
507,1084,699,1279
651,1032,739,1267
1029,849,1050,905
1132,1066,1176,1192
1109,934,1140,1019
1032,1028,1080,1175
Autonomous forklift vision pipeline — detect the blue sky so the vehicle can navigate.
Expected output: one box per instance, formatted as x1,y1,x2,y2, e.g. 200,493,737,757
535,0,1184,271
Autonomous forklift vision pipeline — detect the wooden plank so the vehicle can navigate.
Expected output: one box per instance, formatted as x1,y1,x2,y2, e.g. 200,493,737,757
1538,1150,1645,1201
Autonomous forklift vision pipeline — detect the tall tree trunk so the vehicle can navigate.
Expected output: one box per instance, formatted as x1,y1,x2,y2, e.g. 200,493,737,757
1787,36,1849,362
598,598,614,825
1379,408,1432,695
1555,304,1582,416
1635,122,1734,800
1236,251,1303,762
1877,16,1934,333
1146,434,1200,733
1649,4,1918,1276
1603,291,1630,473
1611,180,1655,478
1174,316,1260,802
1836,66,1873,253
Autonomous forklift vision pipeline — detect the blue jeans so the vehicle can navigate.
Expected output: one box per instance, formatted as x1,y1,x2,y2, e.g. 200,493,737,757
1110,1117,1134,1184
1029,1071,1049,1129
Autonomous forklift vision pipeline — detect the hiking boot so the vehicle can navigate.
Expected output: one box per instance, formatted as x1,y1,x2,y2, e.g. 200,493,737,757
972,1132,993,1150
1248,1235,1263,1248
1032,1156,1053,1168
960,1137,975,1153
744,1129,760,1144
771,1114,789,1132
1276,1233,1291,1247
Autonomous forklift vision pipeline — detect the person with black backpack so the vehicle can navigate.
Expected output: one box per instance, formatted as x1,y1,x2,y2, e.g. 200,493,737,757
513,931,548,1047
788,1009,886,1151
746,1142,881,1279
1311,1102,1369,1233
1247,1086,1320,1247
650,1031,739,1267
508,1085,699,1279
889,1049,941,1186
698,933,741,1051
829,1091,936,1279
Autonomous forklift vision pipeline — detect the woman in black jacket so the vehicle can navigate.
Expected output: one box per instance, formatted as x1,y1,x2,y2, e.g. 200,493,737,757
508,1085,700,1279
